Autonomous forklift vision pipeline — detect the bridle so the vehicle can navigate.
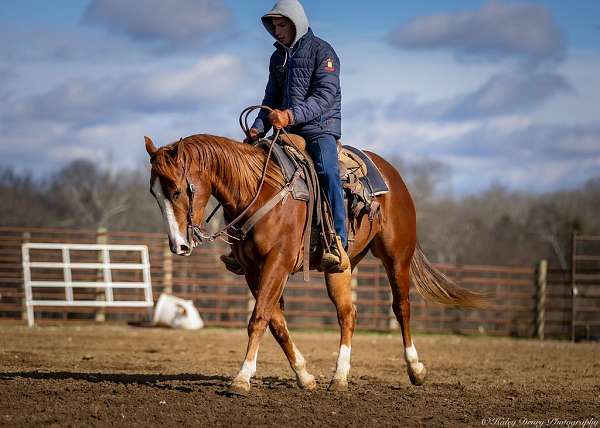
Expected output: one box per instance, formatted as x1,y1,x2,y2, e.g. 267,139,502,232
183,174,201,247
181,105,284,246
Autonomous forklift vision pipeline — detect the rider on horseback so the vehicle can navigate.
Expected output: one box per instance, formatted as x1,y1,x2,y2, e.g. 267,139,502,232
223,0,349,273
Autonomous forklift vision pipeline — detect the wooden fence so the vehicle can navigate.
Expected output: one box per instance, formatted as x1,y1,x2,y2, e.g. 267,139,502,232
0,227,594,339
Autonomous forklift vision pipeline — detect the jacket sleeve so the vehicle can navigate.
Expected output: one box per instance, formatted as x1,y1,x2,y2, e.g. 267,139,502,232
252,54,282,135
291,47,340,125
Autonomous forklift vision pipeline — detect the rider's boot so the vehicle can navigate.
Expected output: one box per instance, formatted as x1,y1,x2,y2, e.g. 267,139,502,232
320,236,350,273
220,252,246,275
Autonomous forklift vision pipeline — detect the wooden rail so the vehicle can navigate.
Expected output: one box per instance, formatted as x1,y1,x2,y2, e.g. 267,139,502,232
0,227,596,339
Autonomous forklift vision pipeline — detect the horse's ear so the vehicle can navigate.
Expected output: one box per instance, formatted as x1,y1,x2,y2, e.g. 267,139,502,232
176,139,185,165
144,136,157,156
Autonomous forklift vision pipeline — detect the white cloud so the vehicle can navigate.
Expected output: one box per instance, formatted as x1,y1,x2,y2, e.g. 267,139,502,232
486,116,532,136
348,69,571,123
440,72,572,119
1,3,598,197
6,54,243,126
138,55,242,102
82,0,231,49
533,49,600,123
376,120,479,146
342,96,600,194
387,1,565,66
0,48,252,176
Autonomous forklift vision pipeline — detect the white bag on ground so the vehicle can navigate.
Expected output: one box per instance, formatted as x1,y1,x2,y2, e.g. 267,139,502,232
153,293,204,330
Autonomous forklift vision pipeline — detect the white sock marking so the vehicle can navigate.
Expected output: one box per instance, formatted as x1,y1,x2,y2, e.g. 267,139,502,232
238,358,256,383
292,345,314,386
405,343,425,374
334,344,351,380
292,344,306,371
235,348,259,384
404,343,419,364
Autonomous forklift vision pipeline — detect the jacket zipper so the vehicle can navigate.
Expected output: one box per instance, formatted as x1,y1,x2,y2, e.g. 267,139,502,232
284,38,303,109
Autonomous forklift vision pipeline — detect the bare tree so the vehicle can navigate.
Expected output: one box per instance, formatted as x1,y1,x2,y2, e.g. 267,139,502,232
47,160,130,229
1,155,599,270
0,167,50,227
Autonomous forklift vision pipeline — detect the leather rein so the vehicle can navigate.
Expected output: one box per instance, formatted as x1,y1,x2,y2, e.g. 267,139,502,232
184,105,293,246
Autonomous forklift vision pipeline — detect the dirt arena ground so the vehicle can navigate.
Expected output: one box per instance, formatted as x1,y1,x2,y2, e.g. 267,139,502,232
0,324,598,427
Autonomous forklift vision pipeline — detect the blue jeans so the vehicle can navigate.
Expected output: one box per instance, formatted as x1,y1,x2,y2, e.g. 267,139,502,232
305,134,347,248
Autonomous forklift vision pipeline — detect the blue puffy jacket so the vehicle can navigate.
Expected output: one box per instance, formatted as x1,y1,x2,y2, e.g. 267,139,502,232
252,1,342,140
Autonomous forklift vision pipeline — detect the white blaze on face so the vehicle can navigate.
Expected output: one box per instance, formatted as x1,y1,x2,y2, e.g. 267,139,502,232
152,178,188,252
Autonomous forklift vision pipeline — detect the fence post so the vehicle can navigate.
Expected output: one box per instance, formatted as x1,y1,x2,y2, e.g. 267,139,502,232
570,232,577,342
21,231,31,322
162,238,173,294
95,227,107,323
535,259,547,340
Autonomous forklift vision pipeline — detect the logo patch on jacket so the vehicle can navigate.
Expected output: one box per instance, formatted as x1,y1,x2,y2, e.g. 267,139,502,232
324,58,336,72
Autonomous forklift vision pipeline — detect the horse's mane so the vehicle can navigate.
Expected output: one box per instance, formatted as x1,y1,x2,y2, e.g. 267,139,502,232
152,134,285,203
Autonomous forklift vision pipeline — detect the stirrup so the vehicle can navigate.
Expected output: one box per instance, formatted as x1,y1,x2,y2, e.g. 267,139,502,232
220,253,246,275
320,236,350,273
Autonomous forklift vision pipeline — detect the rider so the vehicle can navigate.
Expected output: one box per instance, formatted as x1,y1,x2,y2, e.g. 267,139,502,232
243,0,349,273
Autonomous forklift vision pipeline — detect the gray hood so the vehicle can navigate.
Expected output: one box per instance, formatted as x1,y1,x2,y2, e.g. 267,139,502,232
261,0,309,48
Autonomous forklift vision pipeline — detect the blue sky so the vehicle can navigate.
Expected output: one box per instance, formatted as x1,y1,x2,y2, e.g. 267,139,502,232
1,0,599,195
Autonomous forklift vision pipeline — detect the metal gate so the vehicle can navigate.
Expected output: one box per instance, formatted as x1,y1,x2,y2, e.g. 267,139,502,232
571,233,600,341
22,243,153,326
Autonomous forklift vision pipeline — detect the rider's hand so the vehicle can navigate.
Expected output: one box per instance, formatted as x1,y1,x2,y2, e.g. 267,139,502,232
243,128,260,144
268,109,294,129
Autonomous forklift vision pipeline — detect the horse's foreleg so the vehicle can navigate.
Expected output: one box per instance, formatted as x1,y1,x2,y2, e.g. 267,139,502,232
228,254,289,396
269,303,317,390
243,269,316,390
325,267,356,391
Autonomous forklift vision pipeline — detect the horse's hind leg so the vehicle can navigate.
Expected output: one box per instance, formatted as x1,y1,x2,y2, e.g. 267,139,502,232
325,268,357,391
269,301,317,390
372,240,427,386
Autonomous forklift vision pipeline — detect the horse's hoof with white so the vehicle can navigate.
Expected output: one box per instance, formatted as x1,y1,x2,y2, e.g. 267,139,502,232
297,373,317,390
227,379,251,396
408,363,427,386
328,378,348,392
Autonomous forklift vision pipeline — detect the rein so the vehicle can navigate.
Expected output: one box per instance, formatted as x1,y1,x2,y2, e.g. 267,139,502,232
185,105,284,245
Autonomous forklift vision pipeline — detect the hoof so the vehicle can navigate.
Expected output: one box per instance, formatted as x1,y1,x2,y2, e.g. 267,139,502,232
408,363,427,386
297,374,317,391
226,379,251,397
328,378,348,392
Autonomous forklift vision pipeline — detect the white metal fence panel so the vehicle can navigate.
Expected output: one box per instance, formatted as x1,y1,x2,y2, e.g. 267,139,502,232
22,243,153,326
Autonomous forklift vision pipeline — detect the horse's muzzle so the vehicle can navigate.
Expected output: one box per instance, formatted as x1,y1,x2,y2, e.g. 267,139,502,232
171,241,193,256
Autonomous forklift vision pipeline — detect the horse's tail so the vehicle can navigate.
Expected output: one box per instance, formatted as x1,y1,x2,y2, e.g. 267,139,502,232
410,244,489,308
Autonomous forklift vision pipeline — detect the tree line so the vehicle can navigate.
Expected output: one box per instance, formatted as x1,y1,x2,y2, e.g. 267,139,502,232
2,159,598,268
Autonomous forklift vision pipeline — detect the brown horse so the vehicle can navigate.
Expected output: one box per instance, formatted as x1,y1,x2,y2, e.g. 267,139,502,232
144,133,485,395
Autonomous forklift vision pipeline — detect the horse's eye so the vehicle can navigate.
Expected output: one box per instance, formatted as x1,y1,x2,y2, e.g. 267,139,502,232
172,190,181,201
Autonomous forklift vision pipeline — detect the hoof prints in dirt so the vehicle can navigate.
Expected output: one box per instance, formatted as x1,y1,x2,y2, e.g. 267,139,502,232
0,326,598,427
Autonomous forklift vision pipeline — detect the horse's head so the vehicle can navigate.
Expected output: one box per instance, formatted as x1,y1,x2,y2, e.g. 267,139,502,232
145,136,211,256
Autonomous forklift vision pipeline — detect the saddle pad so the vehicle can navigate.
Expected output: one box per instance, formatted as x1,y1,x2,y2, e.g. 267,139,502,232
342,146,389,195
257,140,309,201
